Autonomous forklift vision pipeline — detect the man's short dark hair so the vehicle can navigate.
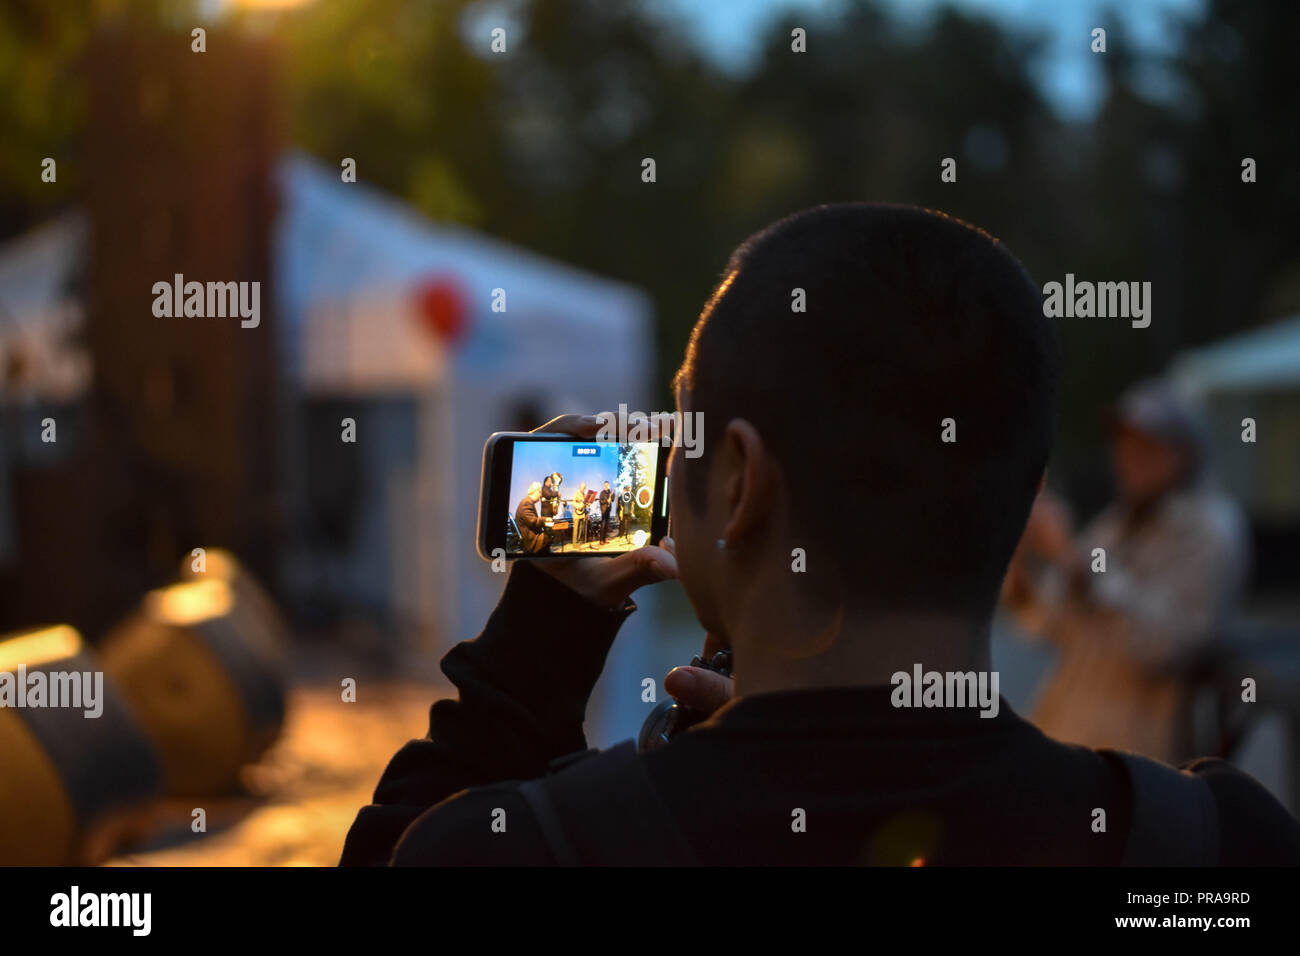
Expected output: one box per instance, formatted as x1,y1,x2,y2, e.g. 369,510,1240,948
675,203,1061,618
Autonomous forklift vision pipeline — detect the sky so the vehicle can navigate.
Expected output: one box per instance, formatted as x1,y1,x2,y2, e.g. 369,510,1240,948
661,0,1208,120
212,0,1210,121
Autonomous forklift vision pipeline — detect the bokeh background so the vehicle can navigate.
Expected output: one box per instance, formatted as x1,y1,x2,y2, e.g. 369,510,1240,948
1,0,1298,864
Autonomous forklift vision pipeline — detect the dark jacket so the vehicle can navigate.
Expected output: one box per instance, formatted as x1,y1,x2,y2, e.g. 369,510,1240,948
340,562,1300,866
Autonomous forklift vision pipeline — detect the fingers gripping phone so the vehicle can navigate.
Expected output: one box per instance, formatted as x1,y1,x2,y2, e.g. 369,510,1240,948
476,432,671,561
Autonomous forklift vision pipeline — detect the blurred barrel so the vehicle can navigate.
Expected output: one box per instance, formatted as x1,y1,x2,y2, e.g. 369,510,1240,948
180,548,288,666
98,551,287,796
0,625,162,865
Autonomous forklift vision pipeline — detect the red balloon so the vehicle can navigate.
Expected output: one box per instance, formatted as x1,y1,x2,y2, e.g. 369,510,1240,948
415,277,467,344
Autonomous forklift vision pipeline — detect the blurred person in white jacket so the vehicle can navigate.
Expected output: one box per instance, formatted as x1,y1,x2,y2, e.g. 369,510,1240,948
1003,380,1249,762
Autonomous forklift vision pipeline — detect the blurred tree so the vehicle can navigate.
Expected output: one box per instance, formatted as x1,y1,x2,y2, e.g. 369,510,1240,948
4,0,1297,488
277,0,497,227
1053,0,1300,512
0,0,202,239
0,0,94,237
1165,0,1300,338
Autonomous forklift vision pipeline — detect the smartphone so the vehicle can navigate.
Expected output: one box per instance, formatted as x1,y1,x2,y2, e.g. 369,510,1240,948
477,432,671,561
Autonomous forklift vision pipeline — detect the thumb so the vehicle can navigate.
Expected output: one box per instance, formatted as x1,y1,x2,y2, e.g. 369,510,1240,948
664,665,734,717
596,544,678,600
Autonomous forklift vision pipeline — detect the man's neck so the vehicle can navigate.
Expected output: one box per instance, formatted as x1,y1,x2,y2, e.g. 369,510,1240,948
728,604,990,699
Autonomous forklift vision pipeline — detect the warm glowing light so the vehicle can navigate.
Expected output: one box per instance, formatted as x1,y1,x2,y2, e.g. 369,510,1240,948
146,579,234,625
910,857,925,867
633,529,648,548
222,0,316,10
0,625,83,672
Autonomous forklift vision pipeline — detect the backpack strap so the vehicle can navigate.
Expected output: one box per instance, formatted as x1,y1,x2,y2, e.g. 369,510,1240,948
516,740,698,866
1107,750,1219,866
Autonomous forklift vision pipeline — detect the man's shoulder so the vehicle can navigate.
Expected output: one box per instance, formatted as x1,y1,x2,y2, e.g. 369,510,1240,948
1183,758,1300,865
389,779,554,866
389,746,660,866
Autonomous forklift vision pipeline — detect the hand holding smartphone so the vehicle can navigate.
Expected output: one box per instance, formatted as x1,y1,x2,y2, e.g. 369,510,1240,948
477,424,671,562
476,414,678,610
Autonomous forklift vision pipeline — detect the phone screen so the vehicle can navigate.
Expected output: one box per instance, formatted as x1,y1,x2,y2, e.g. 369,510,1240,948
479,435,669,560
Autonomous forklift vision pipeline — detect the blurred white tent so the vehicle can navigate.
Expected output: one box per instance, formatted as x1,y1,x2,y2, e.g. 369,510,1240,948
1171,314,1300,394
1169,314,1300,522
274,154,658,743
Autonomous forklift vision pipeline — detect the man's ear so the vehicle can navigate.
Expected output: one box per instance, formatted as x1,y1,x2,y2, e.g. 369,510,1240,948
717,418,775,547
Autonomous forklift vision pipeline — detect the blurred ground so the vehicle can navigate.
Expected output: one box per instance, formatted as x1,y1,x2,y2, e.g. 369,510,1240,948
102,586,696,867
106,679,449,867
